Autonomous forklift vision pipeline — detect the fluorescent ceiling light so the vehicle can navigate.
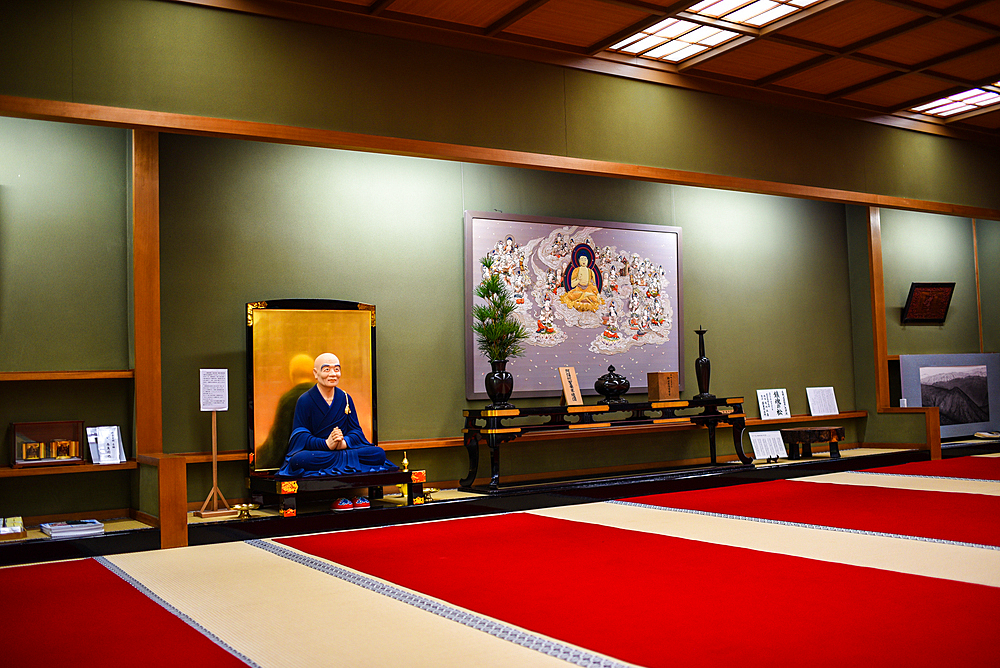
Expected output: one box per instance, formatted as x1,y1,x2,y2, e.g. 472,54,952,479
606,0,824,63
911,86,1000,118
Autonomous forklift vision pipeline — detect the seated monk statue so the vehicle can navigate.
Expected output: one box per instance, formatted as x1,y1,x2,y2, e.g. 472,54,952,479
277,352,398,478
560,253,604,312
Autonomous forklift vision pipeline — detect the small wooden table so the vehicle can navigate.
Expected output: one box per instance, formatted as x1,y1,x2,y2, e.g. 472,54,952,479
780,426,845,460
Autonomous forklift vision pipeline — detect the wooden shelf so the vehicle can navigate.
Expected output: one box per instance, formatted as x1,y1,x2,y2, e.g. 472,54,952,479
0,370,134,381
745,411,867,427
379,411,868,451
0,461,138,478
180,451,247,464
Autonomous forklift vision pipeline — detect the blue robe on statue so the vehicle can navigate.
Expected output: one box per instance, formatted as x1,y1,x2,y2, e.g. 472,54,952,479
277,385,397,478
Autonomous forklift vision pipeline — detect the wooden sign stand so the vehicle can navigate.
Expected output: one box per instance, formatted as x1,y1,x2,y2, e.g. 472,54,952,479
195,410,237,518
558,366,584,406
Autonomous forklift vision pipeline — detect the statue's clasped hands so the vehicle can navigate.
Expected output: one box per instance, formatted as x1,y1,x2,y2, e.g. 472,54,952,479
326,427,347,450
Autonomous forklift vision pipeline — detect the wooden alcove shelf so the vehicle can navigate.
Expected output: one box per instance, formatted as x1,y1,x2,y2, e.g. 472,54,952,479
0,370,134,381
381,410,869,451
0,369,137,478
0,461,138,478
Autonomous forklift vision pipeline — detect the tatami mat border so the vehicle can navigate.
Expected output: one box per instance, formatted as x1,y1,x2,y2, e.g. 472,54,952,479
854,471,1000,482
247,539,629,668
606,500,1000,551
95,556,260,668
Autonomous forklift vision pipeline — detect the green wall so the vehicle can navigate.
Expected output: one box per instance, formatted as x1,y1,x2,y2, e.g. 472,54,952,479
159,133,860,486
0,116,129,372
881,209,980,355
979,219,1000,354
2,0,999,211
0,116,134,519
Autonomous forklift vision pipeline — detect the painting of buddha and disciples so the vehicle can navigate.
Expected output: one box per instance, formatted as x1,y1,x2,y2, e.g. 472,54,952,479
465,211,683,401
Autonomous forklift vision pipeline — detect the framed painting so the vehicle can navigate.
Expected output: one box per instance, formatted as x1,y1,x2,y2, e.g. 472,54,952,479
899,353,1000,439
901,282,955,324
246,299,377,473
464,211,683,401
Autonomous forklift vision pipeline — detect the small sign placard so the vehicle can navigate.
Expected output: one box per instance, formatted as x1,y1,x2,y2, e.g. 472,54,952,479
558,366,584,406
806,386,839,416
757,388,791,420
749,431,788,460
200,368,229,412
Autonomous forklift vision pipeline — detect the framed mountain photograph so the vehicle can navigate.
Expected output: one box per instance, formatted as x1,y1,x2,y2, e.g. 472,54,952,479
899,353,1000,439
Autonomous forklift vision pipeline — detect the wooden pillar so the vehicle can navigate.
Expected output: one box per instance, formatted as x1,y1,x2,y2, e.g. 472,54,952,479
157,456,188,549
133,130,162,457
867,207,891,410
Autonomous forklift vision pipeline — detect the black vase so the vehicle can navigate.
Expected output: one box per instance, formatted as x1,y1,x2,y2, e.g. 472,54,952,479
485,359,515,409
595,365,630,404
694,327,715,400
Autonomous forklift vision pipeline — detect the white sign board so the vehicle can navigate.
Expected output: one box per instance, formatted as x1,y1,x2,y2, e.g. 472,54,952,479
806,386,839,416
748,430,788,460
200,368,229,412
757,388,791,420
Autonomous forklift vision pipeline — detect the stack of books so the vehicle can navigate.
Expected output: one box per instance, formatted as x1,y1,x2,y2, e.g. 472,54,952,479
40,519,105,539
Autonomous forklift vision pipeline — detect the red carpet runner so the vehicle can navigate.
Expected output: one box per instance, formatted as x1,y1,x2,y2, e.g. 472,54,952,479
7,558,250,668
863,455,1000,480
625,478,1000,546
278,512,1000,668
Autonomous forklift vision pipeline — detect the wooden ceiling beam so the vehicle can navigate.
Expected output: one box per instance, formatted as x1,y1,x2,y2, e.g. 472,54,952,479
731,0,991,87
366,0,395,15
870,0,995,20
825,37,1000,102
753,54,838,87
486,0,554,37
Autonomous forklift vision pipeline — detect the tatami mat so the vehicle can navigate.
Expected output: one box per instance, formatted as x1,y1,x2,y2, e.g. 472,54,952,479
797,471,1000,495
529,502,1000,587
105,541,608,668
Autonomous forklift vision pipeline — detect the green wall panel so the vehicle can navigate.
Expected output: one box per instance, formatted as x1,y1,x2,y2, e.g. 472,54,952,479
880,209,980,355
1,0,998,211
978,219,999,354
0,116,129,371
672,187,856,417
70,0,568,156
0,0,73,101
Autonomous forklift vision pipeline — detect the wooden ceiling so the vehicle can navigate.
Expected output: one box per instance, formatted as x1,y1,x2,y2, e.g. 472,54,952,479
178,0,1000,137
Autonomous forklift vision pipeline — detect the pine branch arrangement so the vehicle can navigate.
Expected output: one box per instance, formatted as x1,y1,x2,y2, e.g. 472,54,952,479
472,256,529,362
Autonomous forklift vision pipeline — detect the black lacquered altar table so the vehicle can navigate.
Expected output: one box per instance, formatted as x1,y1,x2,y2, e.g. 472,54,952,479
461,397,751,492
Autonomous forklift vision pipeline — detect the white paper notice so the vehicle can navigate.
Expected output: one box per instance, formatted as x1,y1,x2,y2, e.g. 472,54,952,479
200,368,229,412
757,388,791,420
87,425,122,464
806,386,839,416
749,431,788,460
